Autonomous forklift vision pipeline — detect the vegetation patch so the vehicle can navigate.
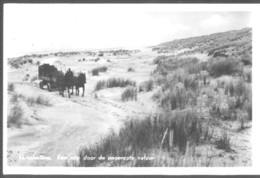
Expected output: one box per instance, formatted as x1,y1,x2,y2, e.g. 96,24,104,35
127,67,135,72
67,109,212,167
139,79,154,92
92,66,108,76
8,83,15,92
121,87,137,101
8,104,24,128
208,57,242,77
95,78,136,91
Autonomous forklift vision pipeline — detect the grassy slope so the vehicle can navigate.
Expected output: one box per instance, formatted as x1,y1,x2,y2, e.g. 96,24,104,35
71,28,252,167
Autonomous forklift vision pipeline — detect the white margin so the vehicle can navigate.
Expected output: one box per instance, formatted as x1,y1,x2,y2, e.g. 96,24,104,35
3,3,260,175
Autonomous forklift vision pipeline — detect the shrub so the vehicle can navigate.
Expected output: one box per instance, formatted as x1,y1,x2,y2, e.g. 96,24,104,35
160,87,197,111
156,57,199,75
153,55,166,64
28,59,33,64
139,79,154,92
152,88,163,101
244,100,252,121
8,83,15,92
95,80,106,91
243,70,251,83
162,70,199,92
92,69,99,76
215,130,232,152
208,57,241,77
69,109,211,167
10,93,21,103
121,87,137,101
8,104,23,128
186,61,208,74
36,96,51,106
225,79,250,101
25,95,52,106
92,66,108,76
127,67,135,72
241,57,252,65
183,75,199,91
94,78,136,91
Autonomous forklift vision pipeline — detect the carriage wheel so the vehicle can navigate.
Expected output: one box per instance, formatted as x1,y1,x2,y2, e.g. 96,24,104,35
47,83,52,92
39,81,43,89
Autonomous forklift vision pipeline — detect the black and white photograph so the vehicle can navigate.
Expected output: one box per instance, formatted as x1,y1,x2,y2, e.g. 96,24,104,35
3,3,259,175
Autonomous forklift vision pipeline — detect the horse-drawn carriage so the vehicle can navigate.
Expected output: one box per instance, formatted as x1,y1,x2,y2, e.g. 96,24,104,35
38,58,66,91
38,58,86,97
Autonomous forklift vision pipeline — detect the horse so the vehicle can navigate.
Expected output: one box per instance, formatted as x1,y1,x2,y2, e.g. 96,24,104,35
74,73,86,97
58,70,75,98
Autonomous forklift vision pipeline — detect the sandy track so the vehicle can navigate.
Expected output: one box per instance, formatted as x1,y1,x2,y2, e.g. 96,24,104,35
7,50,157,166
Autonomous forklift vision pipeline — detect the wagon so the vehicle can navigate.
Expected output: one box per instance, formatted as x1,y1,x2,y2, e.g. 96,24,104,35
38,58,66,91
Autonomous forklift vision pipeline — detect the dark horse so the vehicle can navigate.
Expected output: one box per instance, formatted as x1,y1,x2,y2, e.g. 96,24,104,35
73,73,86,97
58,71,86,98
57,70,74,98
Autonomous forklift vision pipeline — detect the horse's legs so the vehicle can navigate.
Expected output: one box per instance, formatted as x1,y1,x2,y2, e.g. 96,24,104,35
82,85,85,97
70,86,74,95
67,87,70,98
75,86,78,96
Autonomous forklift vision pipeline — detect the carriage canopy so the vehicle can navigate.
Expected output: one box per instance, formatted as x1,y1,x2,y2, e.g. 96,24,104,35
40,58,66,73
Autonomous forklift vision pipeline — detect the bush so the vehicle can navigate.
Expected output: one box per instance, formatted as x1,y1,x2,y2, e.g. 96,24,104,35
92,69,99,76
156,57,199,75
139,79,154,92
127,67,135,72
95,80,106,91
241,57,252,65
243,70,251,83
8,104,23,128
94,78,136,91
244,100,252,121
68,109,211,167
8,83,15,92
225,79,250,101
92,66,108,76
153,55,166,64
186,61,208,74
121,87,137,101
215,130,232,152
160,87,198,111
10,93,21,103
26,95,52,106
208,57,241,77
28,59,33,64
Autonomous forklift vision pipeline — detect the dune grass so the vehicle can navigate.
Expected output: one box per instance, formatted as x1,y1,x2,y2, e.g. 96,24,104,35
121,87,137,101
8,103,24,128
139,79,154,92
8,83,15,92
66,108,212,167
208,57,242,77
25,95,52,106
92,66,108,76
95,78,136,91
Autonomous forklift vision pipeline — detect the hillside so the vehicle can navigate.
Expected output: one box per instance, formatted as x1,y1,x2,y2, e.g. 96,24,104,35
153,27,252,60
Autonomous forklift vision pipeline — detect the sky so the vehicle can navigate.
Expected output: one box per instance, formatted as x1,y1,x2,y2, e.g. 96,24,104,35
4,4,252,58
